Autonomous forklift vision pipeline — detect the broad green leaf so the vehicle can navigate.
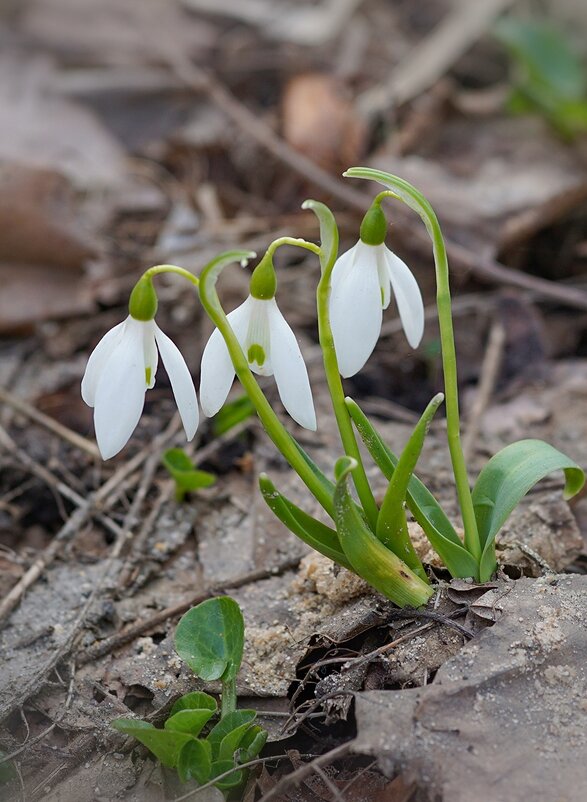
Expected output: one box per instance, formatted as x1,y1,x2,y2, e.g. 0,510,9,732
376,394,444,579
334,457,433,607
164,709,215,737
238,725,268,761
170,691,217,717
213,394,255,436
207,710,256,759
177,738,212,784
175,597,244,683
473,439,585,581
111,719,192,768
218,722,256,762
495,18,585,101
210,759,245,790
495,17,587,138
346,397,479,578
258,473,352,570
301,199,339,275
162,448,216,502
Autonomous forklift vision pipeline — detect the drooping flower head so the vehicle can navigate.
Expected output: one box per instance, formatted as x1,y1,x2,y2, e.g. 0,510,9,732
329,201,424,378
81,275,198,459
199,252,316,430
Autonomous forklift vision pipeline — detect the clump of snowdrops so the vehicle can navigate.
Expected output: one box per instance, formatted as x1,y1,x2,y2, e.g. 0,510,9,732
82,167,585,606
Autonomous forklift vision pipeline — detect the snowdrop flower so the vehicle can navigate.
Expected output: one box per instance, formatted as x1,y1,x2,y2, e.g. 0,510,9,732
200,254,316,430
329,203,424,378
81,277,198,459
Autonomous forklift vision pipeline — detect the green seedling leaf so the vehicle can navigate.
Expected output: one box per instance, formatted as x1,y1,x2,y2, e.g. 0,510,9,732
238,725,268,762
175,596,245,683
301,199,339,275
164,709,216,737
213,394,255,436
345,397,479,579
473,439,585,581
495,17,587,138
207,710,257,759
170,691,217,717
111,719,192,768
259,473,352,570
495,17,585,101
334,457,433,607
210,759,245,791
376,394,444,580
162,447,216,502
177,738,212,784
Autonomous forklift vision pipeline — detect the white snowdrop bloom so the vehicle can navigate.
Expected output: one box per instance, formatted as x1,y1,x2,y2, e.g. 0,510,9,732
329,238,424,378
200,295,317,431
81,316,198,459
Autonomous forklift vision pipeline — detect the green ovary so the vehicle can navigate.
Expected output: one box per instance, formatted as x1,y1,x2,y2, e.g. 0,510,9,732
247,344,266,367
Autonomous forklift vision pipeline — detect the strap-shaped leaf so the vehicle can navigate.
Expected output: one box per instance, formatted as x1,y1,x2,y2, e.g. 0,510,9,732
346,397,479,578
175,596,244,683
259,473,352,570
334,457,433,608
376,394,444,580
177,738,212,784
111,719,192,768
301,199,339,275
473,439,585,581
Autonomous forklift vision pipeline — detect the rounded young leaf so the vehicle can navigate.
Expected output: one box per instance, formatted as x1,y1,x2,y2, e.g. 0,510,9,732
170,691,217,717
175,596,245,682
164,709,215,737
177,738,212,785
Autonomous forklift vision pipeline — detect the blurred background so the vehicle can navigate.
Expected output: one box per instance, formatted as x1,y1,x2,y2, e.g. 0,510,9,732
2,1,587,797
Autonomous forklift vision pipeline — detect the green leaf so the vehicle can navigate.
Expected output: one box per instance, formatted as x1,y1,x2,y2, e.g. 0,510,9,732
238,725,268,761
210,759,245,790
111,719,192,768
376,394,444,579
333,457,433,607
495,17,585,101
170,691,217,717
346,397,479,578
301,199,339,275
258,473,352,570
177,738,212,784
495,17,587,138
162,447,216,502
473,439,585,581
212,394,255,436
175,596,245,683
164,709,216,737
207,710,257,759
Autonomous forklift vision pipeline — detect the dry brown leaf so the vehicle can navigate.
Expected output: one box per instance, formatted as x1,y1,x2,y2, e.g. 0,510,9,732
282,74,366,172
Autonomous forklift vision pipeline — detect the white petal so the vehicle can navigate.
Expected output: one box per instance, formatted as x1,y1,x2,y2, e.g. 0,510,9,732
154,324,199,441
385,248,425,348
244,297,272,377
376,249,392,310
81,319,126,407
267,300,316,430
94,318,146,459
199,297,252,417
329,242,358,290
142,321,158,390
329,241,383,378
